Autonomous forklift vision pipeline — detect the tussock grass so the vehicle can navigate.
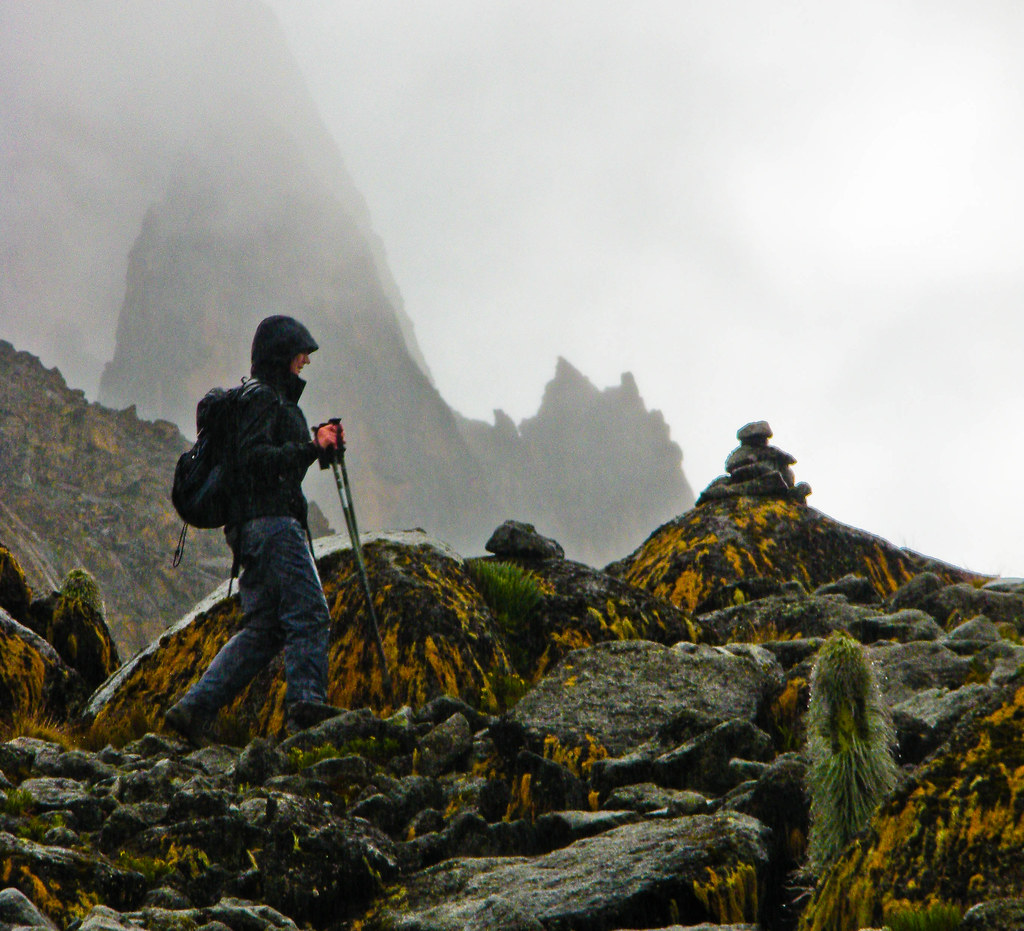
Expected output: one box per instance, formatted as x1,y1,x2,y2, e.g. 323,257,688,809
884,902,962,931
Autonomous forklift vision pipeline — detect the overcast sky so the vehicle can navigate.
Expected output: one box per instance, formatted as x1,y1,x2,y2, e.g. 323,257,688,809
261,1,1023,575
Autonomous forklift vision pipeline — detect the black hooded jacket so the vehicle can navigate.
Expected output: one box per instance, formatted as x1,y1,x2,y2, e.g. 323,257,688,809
230,315,322,529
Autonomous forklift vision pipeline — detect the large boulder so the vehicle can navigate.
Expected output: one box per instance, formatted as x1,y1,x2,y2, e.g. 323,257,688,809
357,812,771,930
480,551,698,679
494,640,784,763
615,495,982,616
0,831,145,927
0,609,85,724
84,531,516,739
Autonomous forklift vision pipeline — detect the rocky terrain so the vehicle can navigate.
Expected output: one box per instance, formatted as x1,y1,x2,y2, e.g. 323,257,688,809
0,340,330,655
0,421,1021,930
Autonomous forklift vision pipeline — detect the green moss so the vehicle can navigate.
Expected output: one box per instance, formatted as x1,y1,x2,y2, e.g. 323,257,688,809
116,850,176,883
288,736,402,772
2,788,34,816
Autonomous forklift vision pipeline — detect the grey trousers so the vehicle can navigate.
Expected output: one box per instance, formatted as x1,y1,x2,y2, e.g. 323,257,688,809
180,516,330,717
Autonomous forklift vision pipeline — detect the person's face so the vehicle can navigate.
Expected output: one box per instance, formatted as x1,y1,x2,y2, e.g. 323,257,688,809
290,352,311,375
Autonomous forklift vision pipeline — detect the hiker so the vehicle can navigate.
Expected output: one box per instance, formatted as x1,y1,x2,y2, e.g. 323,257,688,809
165,314,342,741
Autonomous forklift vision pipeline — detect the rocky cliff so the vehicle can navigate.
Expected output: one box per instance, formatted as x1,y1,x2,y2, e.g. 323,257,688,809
0,340,329,654
0,423,1021,930
95,123,691,565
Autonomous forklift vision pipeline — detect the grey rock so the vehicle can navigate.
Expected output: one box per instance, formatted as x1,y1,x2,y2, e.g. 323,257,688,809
603,783,709,816
534,808,642,852
232,738,288,787
502,640,783,759
0,831,145,914
617,926,759,931
869,641,977,706
983,579,1024,594
280,706,415,756
893,579,1024,629
947,615,1002,644
418,713,473,777
141,886,191,910
303,753,372,786
654,718,774,795
979,640,1024,687
892,684,993,764
186,744,239,777
485,520,565,560
737,421,773,445
34,749,116,783
368,812,770,930
962,898,1024,930
813,574,882,605
588,752,655,795
698,592,877,644
19,777,111,830
888,572,945,612
76,906,140,930
846,609,943,644
416,695,491,733
462,896,545,931
0,888,57,930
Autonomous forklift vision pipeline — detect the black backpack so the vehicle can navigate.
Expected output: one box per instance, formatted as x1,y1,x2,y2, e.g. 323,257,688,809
171,381,251,567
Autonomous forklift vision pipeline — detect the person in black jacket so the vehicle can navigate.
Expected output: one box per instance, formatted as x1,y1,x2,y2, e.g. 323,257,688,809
165,315,342,742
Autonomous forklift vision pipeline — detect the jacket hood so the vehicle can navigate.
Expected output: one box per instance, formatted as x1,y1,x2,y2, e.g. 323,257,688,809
250,315,319,383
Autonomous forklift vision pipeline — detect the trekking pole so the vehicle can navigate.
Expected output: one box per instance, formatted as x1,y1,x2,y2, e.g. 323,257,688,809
327,420,392,694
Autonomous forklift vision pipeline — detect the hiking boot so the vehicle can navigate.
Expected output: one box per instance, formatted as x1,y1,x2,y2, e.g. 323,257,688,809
286,700,343,735
164,701,210,747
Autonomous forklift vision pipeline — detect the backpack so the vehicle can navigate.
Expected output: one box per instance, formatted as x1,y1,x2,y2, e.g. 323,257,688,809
171,381,250,568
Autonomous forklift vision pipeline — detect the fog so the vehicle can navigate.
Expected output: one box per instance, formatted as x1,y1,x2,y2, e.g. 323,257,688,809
2,0,1023,575
264,0,1024,575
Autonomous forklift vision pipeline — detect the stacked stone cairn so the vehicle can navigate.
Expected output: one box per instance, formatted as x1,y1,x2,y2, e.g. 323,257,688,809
697,420,812,505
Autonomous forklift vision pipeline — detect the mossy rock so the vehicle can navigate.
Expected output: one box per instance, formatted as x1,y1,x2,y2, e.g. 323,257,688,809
84,531,516,740
0,610,84,725
0,546,31,625
796,680,1024,931
472,554,699,680
0,831,145,927
40,570,121,693
617,497,983,615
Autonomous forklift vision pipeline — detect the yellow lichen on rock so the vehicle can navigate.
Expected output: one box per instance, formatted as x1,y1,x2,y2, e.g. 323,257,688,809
797,684,1024,931
621,496,981,614
692,863,759,924
0,627,50,723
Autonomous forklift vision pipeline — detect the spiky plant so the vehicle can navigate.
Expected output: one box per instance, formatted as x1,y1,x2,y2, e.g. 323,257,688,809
465,560,542,636
805,630,898,875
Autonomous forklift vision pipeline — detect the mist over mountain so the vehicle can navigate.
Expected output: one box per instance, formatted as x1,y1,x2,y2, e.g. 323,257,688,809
2,0,693,563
